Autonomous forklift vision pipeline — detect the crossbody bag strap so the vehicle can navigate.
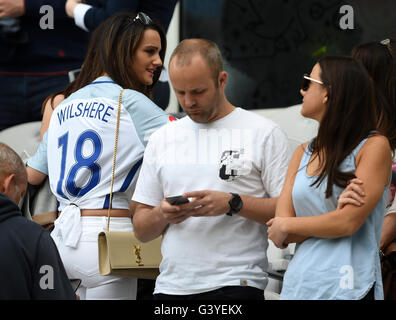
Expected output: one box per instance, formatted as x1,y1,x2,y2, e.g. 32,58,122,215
106,89,126,231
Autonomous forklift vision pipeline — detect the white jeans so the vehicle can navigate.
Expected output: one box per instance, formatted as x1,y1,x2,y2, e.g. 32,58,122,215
54,216,137,300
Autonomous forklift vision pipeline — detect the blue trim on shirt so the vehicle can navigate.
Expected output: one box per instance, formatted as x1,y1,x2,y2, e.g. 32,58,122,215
102,158,143,209
103,194,111,210
119,158,143,192
89,81,116,85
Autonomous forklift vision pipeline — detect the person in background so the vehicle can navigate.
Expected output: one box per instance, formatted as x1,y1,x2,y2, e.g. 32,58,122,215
0,142,75,300
351,38,396,151
267,56,392,300
0,0,89,130
336,39,396,296
65,0,177,33
26,12,172,300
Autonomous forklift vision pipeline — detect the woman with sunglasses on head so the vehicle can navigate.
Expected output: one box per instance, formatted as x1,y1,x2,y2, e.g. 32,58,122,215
64,0,178,111
25,12,172,300
39,11,169,141
267,56,392,300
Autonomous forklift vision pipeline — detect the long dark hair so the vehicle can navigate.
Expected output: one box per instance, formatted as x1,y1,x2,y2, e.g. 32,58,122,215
42,11,167,112
351,39,396,150
309,56,377,198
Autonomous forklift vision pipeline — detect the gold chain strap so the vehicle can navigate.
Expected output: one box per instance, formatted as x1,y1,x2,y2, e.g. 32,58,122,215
106,89,126,231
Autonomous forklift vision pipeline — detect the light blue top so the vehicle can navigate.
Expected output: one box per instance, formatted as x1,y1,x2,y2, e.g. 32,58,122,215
281,138,388,300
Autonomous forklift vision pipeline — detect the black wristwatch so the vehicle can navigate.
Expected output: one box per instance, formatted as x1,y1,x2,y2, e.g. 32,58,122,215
226,193,243,216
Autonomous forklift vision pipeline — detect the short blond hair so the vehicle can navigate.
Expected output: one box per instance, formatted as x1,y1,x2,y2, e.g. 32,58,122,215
170,38,223,86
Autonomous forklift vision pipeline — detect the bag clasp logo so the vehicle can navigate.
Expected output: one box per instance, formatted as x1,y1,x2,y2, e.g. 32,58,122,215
133,245,144,266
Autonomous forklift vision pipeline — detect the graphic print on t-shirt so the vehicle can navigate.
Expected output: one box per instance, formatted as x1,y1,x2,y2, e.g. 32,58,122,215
219,149,252,181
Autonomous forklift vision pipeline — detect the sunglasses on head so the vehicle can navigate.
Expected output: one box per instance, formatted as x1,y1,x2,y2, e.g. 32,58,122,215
301,74,324,91
380,38,393,57
133,12,153,25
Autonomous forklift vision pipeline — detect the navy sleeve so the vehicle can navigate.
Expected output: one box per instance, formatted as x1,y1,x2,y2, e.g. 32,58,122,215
83,0,178,32
31,231,76,300
84,0,140,31
24,0,69,18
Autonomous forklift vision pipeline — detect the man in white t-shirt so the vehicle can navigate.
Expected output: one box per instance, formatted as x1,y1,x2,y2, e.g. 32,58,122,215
132,39,291,300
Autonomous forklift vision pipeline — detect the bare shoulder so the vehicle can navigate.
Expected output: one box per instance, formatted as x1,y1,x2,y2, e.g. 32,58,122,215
54,94,65,105
51,94,65,110
356,134,392,170
293,141,309,159
43,94,65,112
40,94,66,140
288,142,309,171
360,134,391,156
353,134,392,188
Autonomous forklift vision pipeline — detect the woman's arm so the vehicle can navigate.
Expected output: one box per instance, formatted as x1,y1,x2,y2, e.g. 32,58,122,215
275,143,307,218
268,135,392,244
268,143,310,247
40,94,65,141
26,166,47,186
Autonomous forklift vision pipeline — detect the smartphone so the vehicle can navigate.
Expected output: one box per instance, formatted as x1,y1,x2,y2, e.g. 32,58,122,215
70,279,82,293
166,195,190,205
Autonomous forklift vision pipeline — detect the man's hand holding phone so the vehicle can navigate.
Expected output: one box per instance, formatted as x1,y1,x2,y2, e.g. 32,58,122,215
166,195,190,205
161,191,233,224
160,195,193,224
